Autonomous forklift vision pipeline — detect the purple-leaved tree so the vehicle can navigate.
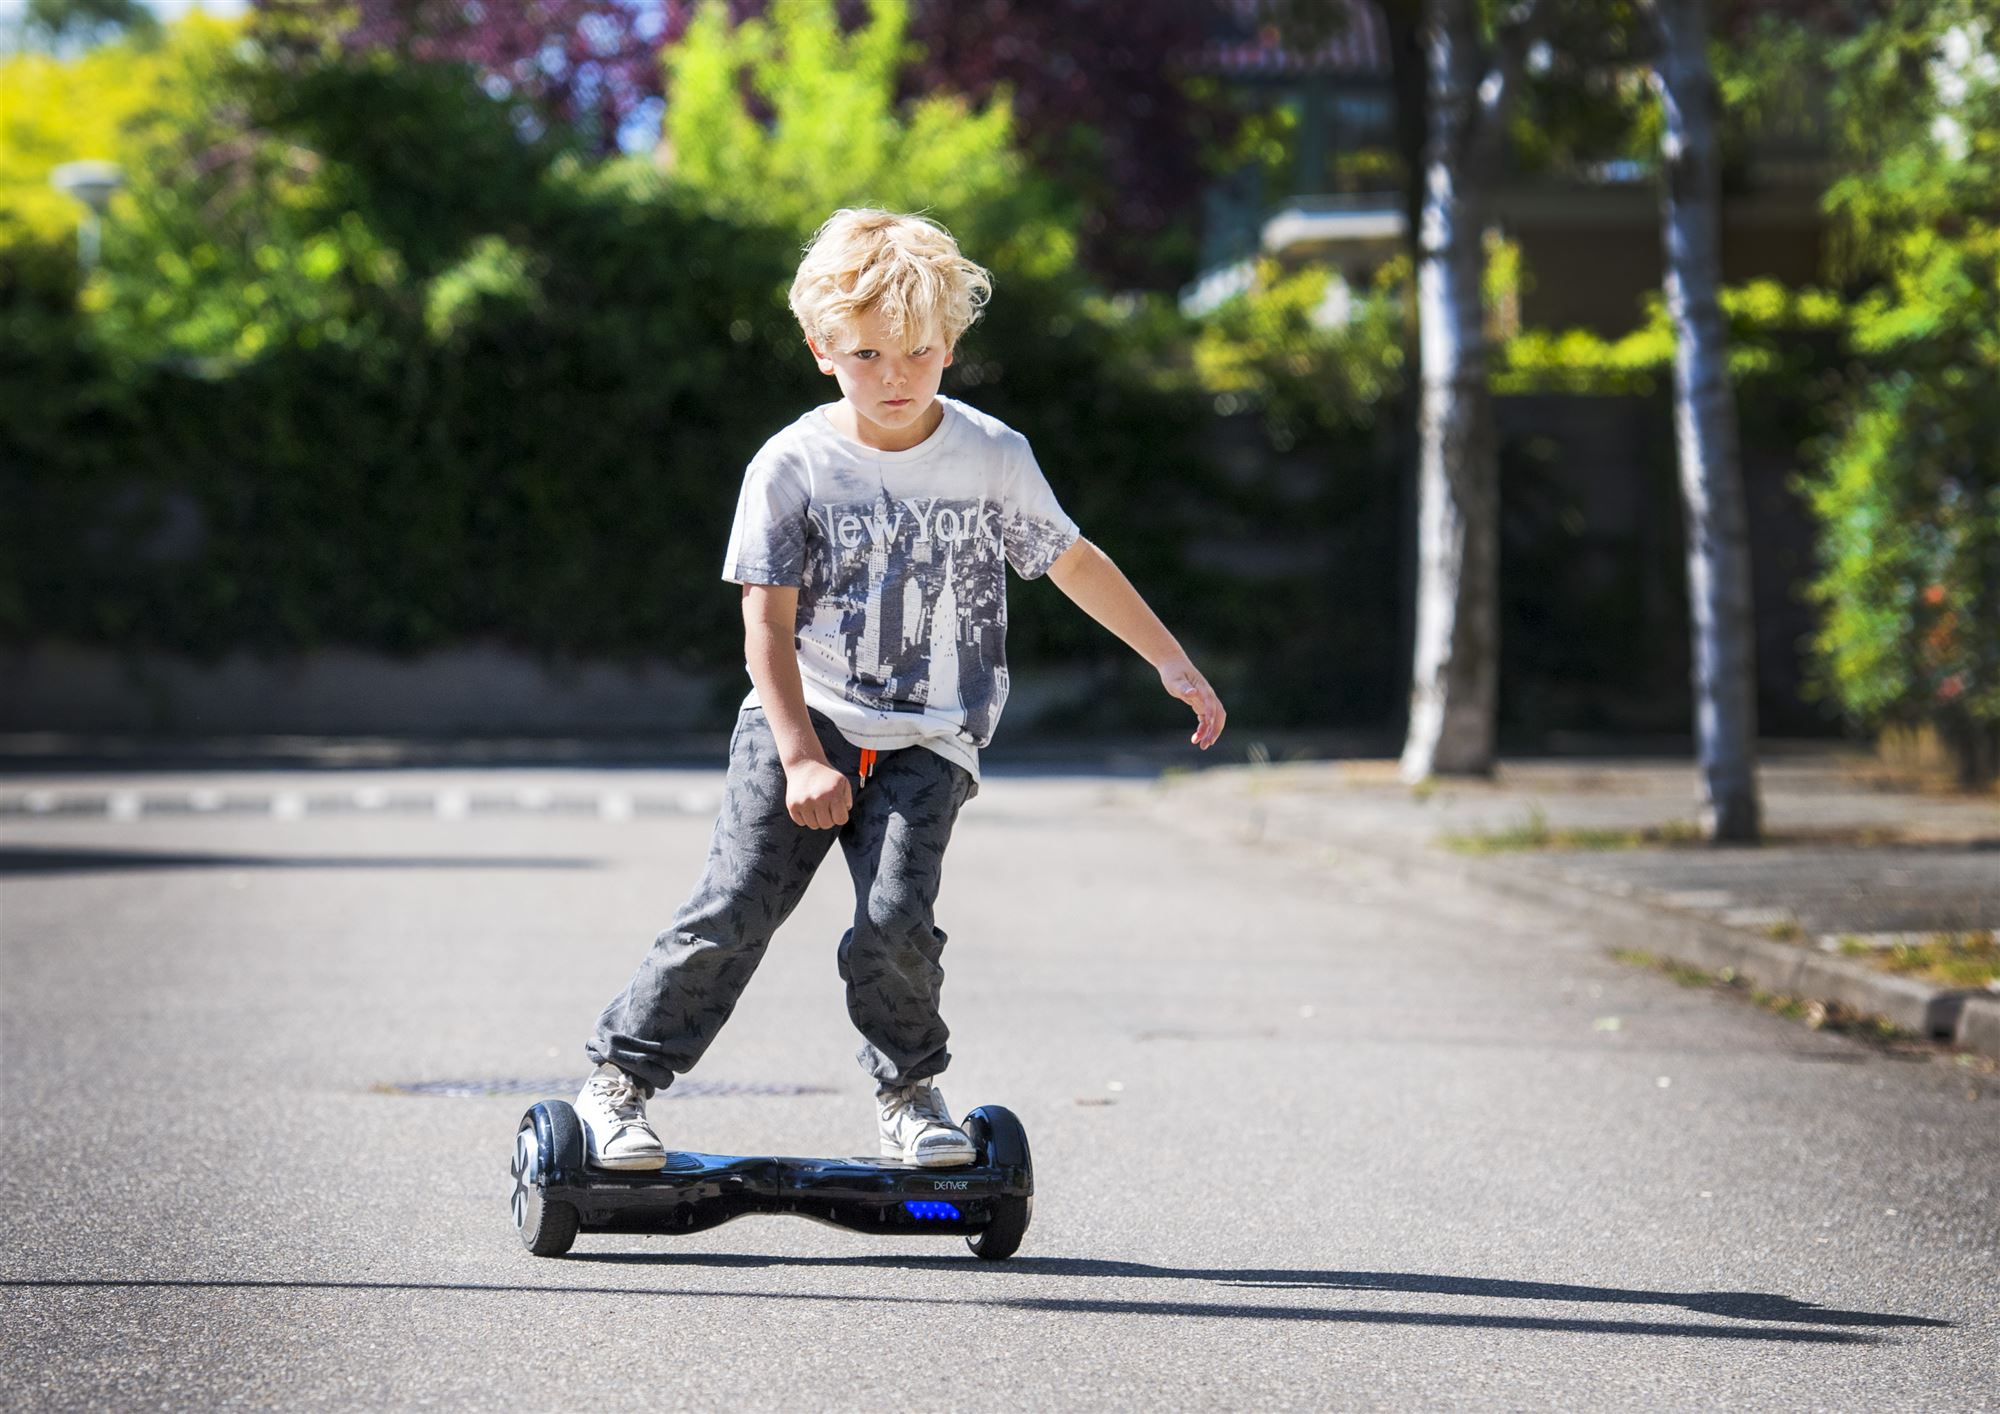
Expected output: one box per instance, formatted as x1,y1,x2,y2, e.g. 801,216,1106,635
253,0,671,152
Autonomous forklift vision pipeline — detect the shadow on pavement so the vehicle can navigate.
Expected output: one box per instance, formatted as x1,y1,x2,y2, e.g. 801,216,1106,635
0,1271,1930,1344
0,845,599,877
564,1253,1951,1330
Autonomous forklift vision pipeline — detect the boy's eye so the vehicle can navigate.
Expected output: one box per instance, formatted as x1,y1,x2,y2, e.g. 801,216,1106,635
910,347,930,358
853,349,877,361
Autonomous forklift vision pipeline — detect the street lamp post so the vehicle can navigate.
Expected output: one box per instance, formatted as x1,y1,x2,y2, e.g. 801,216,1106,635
51,160,125,272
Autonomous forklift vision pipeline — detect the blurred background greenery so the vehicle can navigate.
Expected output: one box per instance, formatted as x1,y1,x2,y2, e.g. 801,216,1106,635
2,0,1995,772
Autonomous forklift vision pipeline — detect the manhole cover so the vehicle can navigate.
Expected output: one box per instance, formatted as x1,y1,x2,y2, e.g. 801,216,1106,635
373,1077,837,1099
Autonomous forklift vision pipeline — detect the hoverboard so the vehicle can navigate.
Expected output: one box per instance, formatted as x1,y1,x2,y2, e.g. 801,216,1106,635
510,1100,1034,1260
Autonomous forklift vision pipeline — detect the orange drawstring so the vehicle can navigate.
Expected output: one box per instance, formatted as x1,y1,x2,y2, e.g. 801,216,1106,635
858,748,878,788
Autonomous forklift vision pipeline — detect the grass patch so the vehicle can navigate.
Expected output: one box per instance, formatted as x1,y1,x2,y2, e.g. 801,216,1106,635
1439,805,1703,854
1608,949,1915,1042
1439,816,1985,853
1610,947,1712,988
1851,932,2000,989
1761,917,1805,943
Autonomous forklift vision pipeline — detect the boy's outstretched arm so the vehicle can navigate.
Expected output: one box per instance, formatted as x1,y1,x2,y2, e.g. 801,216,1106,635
1045,538,1226,750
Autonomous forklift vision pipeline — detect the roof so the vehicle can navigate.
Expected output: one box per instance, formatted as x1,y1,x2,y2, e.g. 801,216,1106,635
1192,0,1391,78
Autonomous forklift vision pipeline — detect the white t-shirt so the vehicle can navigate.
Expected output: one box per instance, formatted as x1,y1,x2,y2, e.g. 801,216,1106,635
722,396,1080,779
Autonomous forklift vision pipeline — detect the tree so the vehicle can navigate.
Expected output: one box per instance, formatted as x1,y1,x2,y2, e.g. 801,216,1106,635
18,0,158,50
251,0,667,152
662,0,1229,289
897,0,1229,289
1804,0,2000,789
660,0,1074,276
1398,0,1547,782
247,1,1230,286
1645,0,1761,840
0,11,216,256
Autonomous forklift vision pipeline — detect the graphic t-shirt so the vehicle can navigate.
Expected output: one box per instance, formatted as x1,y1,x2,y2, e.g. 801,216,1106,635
722,396,1080,779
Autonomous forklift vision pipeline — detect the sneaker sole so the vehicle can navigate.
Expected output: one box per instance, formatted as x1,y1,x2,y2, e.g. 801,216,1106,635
881,1142,976,1168
585,1144,668,1172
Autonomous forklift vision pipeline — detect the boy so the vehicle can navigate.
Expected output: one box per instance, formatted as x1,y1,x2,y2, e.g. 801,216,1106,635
578,209,1225,1170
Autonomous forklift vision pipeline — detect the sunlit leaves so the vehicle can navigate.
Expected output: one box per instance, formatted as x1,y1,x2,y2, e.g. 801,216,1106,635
1496,279,1843,395
661,0,1076,280
0,15,229,248
1192,257,1406,448
1802,0,2000,739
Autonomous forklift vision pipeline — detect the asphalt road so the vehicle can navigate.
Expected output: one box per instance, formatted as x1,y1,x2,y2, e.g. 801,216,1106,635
2,768,1995,1410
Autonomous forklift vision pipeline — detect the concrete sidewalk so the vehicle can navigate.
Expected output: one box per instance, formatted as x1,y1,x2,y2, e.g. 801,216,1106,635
1153,750,2000,1061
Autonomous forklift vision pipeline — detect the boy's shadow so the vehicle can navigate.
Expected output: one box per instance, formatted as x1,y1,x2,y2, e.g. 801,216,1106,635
568,1251,1950,1331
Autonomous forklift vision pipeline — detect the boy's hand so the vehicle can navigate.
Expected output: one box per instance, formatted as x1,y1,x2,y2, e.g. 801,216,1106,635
1160,657,1226,751
1046,541,1226,752
786,759,853,830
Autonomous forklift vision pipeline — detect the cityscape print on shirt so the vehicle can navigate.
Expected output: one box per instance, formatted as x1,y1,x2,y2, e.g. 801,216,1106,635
722,399,1082,760
793,482,1074,744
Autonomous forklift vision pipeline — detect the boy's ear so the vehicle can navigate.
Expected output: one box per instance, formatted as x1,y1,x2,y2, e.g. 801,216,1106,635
805,336,834,374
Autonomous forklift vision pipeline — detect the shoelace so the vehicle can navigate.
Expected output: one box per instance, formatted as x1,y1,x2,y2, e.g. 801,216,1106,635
586,1072,646,1125
882,1084,949,1128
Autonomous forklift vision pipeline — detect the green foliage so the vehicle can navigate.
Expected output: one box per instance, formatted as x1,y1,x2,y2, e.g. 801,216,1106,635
1800,0,2000,762
1506,0,1657,179
1191,258,1406,451
1869,932,2000,988
1207,95,1299,193
663,0,1075,279
1168,257,1408,728
0,28,817,661
1804,370,2000,725
0,5,1281,735
1711,14,1831,182
1504,3,1848,188
0,14,218,252
1436,804,1704,854
1497,279,1846,397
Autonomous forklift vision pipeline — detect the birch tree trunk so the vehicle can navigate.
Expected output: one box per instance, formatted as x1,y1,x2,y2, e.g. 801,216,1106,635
1651,0,1762,842
1399,0,1518,781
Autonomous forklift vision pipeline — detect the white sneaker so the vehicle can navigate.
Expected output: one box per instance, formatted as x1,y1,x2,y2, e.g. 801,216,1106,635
575,1063,667,1171
878,1079,976,1167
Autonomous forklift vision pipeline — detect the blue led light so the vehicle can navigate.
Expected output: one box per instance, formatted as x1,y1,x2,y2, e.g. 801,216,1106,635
902,1200,961,1221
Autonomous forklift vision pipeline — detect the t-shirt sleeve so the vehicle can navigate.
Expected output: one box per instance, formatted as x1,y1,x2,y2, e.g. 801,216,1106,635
721,442,810,587
1001,439,1081,579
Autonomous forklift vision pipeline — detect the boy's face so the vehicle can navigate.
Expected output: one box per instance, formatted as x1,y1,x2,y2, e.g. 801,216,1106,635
808,307,953,446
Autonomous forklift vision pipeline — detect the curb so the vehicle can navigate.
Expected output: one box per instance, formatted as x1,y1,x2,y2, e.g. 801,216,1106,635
1957,996,2000,1059
1160,774,2000,1063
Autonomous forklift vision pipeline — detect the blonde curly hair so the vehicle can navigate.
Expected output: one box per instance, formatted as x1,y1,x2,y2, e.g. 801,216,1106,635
788,209,992,351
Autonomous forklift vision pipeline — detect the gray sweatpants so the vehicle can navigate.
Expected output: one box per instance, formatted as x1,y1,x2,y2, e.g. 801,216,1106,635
586,706,976,1094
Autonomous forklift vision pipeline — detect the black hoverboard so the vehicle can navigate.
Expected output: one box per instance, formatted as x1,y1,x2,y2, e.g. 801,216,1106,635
509,1100,1034,1260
